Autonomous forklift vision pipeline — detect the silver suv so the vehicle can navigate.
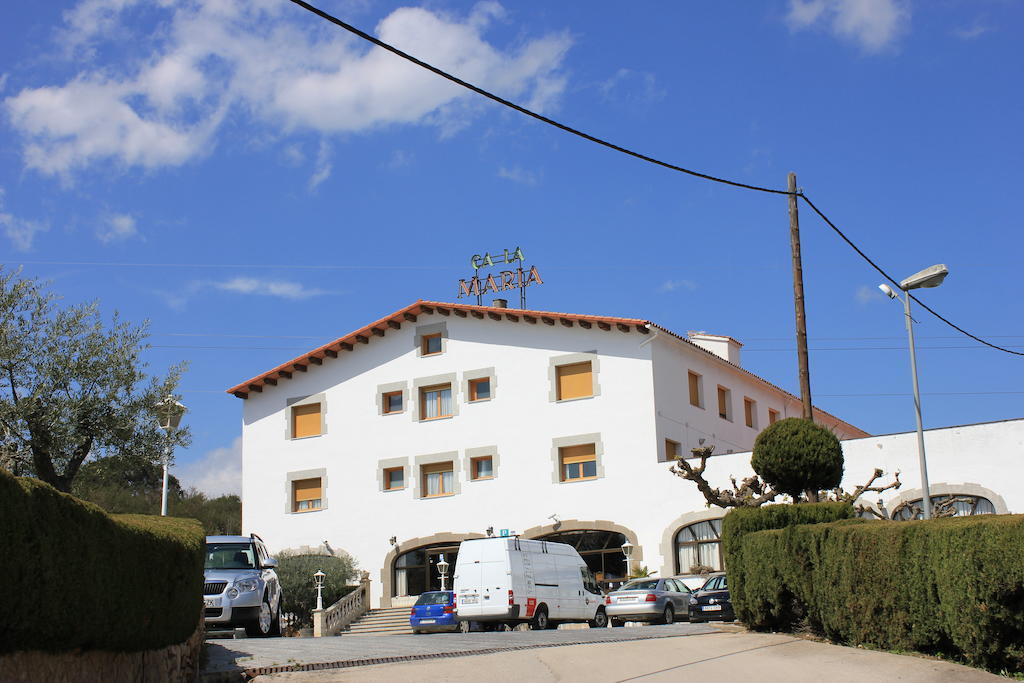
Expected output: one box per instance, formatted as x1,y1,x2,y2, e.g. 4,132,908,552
203,534,283,637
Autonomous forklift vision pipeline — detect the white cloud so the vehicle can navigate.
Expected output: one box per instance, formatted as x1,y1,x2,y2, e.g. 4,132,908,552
953,23,991,41
176,437,241,498
385,149,414,170
96,212,138,243
6,1,572,178
497,165,539,186
0,188,48,251
659,279,698,293
598,68,666,105
213,277,330,300
308,140,332,191
785,0,910,53
855,284,884,304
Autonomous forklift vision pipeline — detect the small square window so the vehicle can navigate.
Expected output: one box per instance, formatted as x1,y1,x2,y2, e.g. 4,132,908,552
422,333,443,356
469,378,491,402
420,384,453,420
422,462,455,497
556,362,593,401
471,456,494,480
291,403,322,439
560,444,597,482
384,467,405,490
768,408,780,425
383,391,403,414
292,477,323,512
665,439,680,460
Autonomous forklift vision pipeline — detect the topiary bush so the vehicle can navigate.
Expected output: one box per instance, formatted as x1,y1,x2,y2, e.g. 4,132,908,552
751,417,843,500
728,511,1024,673
0,467,204,654
276,549,358,626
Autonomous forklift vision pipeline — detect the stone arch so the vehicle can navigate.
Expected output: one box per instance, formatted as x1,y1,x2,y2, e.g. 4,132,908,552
884,481,1008,516
379,530,485,608
659,508,727,577
520,519,639,556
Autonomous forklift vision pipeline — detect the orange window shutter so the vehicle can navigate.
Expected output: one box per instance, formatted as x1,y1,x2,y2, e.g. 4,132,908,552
688,373,700,405
292,403,322,438
745,400,753,426
718,389,727,416
293,478,322,503
557,362,593,400
560,443,596,464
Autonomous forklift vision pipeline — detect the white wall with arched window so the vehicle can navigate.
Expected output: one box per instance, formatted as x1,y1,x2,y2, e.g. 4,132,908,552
674,518,724,574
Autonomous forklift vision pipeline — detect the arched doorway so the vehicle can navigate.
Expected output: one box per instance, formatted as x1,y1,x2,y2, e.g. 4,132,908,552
393,542,460,597
535,529,627,591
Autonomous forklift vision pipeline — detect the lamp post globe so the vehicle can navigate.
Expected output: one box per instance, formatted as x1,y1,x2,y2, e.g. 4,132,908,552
437,554,450,591
155,397,186,517
314,569,326,611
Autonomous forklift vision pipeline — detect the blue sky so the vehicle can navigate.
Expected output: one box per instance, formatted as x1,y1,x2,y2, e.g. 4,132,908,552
2,0,1021,495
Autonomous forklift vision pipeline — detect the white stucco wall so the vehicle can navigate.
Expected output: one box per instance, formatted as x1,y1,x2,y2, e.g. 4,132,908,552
236,306,1020,609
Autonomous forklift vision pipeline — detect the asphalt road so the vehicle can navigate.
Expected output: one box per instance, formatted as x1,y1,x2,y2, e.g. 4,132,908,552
201,623,719,680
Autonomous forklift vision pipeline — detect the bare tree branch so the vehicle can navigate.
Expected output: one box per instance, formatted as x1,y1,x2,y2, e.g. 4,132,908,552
670,445,780,508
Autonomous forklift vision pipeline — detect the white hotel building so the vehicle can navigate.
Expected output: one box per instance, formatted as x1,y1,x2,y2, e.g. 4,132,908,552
228,299,1019,608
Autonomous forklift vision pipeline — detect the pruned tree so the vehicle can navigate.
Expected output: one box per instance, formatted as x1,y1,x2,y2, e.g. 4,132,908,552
751,418,843,502
0,269,190,492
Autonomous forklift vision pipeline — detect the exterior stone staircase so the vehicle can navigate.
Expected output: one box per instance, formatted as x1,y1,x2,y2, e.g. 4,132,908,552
344,607,414,636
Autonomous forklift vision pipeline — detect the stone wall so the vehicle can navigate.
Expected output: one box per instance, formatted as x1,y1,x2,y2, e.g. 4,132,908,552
0,622,203,683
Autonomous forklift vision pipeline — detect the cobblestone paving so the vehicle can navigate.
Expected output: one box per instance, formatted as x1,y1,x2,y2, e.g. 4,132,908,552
202,623,719,679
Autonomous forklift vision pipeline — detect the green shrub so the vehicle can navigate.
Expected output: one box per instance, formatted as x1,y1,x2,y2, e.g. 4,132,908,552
722,502,855,627
276,551,357,626
750,418,843,499
0,468,204,654
730,512,1024,673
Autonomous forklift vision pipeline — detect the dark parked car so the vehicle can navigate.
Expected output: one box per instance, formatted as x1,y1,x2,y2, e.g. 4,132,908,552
688,572,734,622
410,590,460,633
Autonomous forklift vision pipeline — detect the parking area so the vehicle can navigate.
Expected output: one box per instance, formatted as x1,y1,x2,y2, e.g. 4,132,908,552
201,622,719,680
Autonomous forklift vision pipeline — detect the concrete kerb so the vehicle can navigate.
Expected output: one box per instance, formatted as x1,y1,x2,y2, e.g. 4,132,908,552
200,627,724,682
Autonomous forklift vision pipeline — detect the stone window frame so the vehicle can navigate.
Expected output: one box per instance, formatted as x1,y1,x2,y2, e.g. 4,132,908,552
415,322,449,358
548,352,601,403
550,433,605,484
463,367,496,404
413,451,461,499
284,468,328,514
376,381,409,417
285,393,327,440
464,445,499,482
412,373,460,422
377,456,410,493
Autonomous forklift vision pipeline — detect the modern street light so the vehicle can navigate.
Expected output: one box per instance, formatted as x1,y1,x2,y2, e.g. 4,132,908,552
437,554,450,591
313,569,326,611
155,397,186,517
878,263,949,520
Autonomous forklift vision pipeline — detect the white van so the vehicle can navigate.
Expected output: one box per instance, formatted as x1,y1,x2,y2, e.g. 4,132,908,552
452,537,608,630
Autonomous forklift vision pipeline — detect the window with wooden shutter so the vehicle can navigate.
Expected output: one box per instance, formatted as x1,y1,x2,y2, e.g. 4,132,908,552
293,478,323,512
717,386,731,421
768,408,780,425
688,371,702,408
560,443,597,482
744,397,756,429
666,439,680,460
292,403,322,438
556,362,593,401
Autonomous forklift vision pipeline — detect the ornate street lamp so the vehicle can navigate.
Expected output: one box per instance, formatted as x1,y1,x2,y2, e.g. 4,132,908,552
437,554,450,591
313,569,326,611
621,541,635,577
155,397,186,516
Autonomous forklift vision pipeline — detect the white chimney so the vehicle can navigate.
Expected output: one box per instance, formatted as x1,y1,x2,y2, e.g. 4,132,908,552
687,332,743,366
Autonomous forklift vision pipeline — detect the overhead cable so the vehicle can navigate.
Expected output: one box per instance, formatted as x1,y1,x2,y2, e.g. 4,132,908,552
289,1,1023,357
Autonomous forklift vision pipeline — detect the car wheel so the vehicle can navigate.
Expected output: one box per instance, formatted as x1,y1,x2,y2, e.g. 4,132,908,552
610,618,624,627
530,605,549,630
245,595,274,637
662,604,674,625
458,620,471,633
589,608,608,629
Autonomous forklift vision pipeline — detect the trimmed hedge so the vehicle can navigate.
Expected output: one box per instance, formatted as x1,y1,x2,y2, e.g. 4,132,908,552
728,507,1024,672
0,468,204,654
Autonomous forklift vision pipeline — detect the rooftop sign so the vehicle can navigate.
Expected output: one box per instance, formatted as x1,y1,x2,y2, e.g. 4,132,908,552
458,247,543,307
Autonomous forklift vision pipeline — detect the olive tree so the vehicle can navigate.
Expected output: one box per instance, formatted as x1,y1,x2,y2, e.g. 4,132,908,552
276,546,359,626
0,269,189,492
750,418,844,502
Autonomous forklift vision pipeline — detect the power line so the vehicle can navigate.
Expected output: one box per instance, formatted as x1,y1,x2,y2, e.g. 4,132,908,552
746,345,1024,352
285,0,1023,358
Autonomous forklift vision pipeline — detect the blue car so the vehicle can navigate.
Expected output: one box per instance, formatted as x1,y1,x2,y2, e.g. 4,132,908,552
410,590,460,633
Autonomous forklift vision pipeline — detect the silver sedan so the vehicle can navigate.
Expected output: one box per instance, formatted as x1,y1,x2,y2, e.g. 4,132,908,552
605,577,692,625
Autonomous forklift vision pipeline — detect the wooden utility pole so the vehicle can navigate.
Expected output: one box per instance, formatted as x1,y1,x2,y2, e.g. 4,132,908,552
788,172,814,420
